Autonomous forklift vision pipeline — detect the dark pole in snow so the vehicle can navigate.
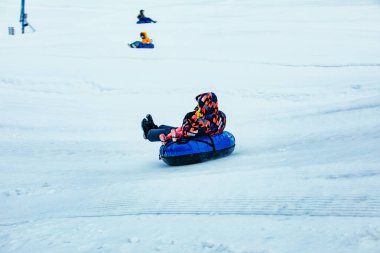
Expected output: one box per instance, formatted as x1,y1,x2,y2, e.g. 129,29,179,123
20,0,25,34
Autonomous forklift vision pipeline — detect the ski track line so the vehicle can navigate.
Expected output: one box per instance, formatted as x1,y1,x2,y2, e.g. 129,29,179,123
70,195,380,218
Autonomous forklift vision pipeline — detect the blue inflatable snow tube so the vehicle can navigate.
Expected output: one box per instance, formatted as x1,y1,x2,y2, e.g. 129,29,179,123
159,131,235,166
137,20,155,24
138,43,154,49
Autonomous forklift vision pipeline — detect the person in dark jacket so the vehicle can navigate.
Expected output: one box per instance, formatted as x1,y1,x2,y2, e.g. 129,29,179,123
137,10,157,23
142,92,226,144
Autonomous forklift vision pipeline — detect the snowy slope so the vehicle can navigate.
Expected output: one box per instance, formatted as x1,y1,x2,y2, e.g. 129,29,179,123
1,0,380,252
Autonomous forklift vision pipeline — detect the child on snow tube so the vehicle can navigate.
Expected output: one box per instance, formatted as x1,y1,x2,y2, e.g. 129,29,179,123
137,10,157,24
142,92,227,144
129,32,154,48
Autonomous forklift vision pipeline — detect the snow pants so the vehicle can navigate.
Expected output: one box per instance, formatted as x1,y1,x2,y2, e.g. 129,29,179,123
139,17,156,23
147,125,175,142
129,41,142,48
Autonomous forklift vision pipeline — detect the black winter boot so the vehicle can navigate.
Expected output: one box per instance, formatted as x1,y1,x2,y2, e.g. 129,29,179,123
146,114,158,129
141,118,150,139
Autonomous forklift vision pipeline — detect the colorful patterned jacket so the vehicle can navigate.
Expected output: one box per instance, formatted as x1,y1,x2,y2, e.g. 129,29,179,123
182,92,226,138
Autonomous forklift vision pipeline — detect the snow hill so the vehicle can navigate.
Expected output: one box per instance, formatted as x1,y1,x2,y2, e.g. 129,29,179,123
1,0,380,252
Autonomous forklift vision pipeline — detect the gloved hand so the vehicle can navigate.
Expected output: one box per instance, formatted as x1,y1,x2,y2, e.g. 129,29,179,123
159,133,171,145
159,127,183,144
171,127,183,142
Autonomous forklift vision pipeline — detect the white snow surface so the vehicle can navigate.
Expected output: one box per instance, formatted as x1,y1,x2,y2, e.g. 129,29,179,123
1,0,380,252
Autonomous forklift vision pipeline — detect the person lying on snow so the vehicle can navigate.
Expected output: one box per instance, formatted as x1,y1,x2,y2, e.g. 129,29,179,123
129,32,152,48
142,92,226,144
137,10,157,23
